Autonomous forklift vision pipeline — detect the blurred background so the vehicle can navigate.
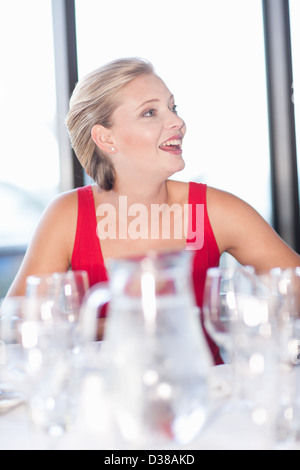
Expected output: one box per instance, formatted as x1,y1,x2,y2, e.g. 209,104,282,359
0,0,299,297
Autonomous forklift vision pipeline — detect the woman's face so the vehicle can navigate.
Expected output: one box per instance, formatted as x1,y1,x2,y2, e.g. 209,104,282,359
110,73,186,182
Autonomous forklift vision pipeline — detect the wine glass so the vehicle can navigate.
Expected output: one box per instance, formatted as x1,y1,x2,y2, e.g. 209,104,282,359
203,265,256,406
268,267,300,445
0,297,30,413
233,270,279,428
0,295,80,436
203,266,254,362
0,296,63,414
26,271,89,348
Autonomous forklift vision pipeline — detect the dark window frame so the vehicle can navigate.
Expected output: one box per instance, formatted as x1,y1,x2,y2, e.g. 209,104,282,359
52,0,84,190
263,0,300,253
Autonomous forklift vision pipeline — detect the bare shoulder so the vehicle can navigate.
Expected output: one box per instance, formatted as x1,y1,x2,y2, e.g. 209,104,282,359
206,185,265,221
206,186,300,270
6,189,79,296
45,188,78,215
166,180,189,204
206,185,247,206
205,186,250,250
35,189,79,254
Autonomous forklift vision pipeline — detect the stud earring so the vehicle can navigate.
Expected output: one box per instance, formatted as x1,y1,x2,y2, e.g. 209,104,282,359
109,147,115,152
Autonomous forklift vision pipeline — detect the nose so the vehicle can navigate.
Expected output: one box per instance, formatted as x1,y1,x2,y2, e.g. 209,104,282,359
166,110,186,134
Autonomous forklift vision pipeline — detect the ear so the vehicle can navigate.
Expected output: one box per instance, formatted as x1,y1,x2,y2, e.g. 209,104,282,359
91,125,117,154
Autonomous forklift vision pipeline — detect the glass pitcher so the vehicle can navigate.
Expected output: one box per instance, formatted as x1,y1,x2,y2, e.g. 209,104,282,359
80,250,213,445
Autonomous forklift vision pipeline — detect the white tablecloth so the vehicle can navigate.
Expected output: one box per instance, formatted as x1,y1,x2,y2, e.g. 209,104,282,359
0,405,272,450
0,365,284,451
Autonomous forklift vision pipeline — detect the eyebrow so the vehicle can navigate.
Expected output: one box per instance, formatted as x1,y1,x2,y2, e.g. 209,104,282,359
136,95,174,111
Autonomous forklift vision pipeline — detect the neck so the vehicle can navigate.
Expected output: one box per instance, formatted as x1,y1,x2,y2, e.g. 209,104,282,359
111,177,169,208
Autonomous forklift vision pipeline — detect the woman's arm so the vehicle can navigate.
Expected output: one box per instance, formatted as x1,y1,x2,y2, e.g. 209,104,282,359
207,187,300,271
6,190,78,297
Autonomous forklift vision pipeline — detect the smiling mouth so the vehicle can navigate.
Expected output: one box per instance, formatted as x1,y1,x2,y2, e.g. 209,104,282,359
159,137,183,154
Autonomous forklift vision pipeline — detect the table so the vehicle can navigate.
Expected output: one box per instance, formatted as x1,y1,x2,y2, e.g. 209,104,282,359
0,366,282,451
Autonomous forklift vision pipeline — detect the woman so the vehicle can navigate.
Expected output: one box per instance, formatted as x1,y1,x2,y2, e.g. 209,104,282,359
7,58,300,364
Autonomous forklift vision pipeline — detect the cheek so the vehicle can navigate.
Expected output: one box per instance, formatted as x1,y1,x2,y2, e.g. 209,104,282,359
118,126,159,151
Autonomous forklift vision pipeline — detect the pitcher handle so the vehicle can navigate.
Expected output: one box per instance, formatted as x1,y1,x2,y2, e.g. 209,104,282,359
79,282,111,343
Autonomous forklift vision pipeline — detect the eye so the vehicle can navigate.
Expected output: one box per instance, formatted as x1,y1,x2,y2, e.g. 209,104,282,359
142,109,157,118
171,104,178,114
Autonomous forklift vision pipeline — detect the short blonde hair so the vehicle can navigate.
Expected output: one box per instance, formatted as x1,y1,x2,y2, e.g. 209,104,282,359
66,58,154,190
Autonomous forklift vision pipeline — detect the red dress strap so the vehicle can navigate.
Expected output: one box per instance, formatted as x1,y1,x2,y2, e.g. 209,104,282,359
188,182,223,365
71,185,108,286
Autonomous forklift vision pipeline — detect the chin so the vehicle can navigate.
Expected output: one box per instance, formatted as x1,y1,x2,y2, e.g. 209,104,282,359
172,157,186,173
163,162,185,181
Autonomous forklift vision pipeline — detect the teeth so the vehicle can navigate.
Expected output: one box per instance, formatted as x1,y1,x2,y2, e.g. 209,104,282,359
161,139,182,148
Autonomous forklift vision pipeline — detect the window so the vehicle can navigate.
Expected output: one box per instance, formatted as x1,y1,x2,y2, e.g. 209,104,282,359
75,0,271,223
0,1,60,296
0,0,60,249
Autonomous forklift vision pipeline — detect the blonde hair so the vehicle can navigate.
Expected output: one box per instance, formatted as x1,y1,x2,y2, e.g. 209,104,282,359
66,58,154,190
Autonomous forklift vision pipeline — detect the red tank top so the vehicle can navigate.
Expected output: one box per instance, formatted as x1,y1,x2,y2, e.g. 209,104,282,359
72,183,223,365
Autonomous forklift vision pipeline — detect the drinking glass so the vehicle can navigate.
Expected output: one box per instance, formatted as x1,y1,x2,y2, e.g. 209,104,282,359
0,295,77,435
26,270,89,348
203,266,255,405
233,270,278,428
203,266,254,363
269,267,300,446
0,296,61,413
0,297,30,413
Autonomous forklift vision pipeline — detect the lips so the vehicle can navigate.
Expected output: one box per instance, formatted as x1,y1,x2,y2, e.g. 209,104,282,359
159,135,183,155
